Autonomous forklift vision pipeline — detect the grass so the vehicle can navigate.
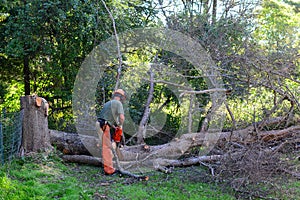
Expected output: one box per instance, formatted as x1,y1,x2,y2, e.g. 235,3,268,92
0,153,235,200
110,170,234,200
0,152,299,200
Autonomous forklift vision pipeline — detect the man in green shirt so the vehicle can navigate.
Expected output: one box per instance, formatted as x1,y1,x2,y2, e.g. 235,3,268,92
98,89,126,175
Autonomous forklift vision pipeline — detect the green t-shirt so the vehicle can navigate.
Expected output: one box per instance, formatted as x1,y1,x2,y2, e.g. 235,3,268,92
98,99,124,126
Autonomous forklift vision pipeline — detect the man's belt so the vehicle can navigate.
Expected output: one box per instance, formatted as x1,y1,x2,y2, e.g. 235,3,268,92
97,118,108,130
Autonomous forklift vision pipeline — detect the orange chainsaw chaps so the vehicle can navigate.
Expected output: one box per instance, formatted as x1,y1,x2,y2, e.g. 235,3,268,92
102,125,115,175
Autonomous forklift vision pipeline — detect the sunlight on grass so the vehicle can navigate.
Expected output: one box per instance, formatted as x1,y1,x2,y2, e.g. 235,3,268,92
0,153,299,200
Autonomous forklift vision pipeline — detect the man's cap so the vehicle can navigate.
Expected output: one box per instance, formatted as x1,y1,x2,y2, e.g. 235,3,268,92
114,89,126,97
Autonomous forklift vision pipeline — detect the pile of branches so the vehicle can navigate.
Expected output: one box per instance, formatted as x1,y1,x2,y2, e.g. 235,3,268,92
210,132,300,199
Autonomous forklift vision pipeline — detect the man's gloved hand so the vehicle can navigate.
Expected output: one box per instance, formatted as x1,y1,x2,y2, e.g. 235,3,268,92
113,126,123,143
111,141,117,149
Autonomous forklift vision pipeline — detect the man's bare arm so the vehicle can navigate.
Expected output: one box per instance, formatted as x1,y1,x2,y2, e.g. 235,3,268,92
119,113,125,126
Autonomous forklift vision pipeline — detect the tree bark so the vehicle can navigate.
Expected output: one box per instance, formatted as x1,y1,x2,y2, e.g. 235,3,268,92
49,119,300,161
23,56,30,95
62,153,223,170
62,154,149,179
50,123,300,172
259,126,300,142
20,95,52,153
101,0,123,91
63,154,102,166
49,130,94,156
212,0,217,24
137,68,154,144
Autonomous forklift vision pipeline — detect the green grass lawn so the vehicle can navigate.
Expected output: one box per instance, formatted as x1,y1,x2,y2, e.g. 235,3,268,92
0,152,299,200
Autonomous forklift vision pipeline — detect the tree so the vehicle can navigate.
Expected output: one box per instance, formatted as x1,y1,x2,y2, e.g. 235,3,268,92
1,1,299,195
0,0,156,131
91,0,300,146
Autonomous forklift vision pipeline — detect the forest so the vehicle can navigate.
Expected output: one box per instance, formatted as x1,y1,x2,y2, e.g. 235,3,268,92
0,0,300,199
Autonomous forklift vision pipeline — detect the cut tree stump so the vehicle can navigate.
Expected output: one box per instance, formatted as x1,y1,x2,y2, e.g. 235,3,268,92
20,95,52,153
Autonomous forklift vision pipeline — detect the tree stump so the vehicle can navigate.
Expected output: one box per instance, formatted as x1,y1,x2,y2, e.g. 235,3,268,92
20,95,52,153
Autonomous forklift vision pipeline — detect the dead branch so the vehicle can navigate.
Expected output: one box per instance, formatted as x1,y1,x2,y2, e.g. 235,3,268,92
153,79,191,90
200,161,215,176
258,96,287,130
225,101,236,131
281,168,300,180
137,68,154,144
259,126,300,142
188,94,194,133
101,0,123,90
61,153,222,173
62,154,148,180
153,155,223,168
179,88,228,97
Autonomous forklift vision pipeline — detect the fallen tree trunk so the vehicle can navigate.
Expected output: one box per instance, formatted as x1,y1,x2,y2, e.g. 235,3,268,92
63,154,102,166
50,130,94,156
62,154,224,172
49,116,300,169
49,124,300,160
52,123,300,173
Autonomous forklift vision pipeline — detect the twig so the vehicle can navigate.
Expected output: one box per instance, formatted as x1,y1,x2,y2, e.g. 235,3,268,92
271,141,288,154
258,96,287,130
281,168,300,180
111,145,148,180
124,151,158,170
230,142,245,149
152,79,191,90
200,161,215,176
225,101,236,132
155,165,173,174
180,88,228,97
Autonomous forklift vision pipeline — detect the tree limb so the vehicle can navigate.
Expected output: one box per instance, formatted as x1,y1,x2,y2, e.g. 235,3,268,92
137,67,154,144
179,88,228,97
101,0,123,90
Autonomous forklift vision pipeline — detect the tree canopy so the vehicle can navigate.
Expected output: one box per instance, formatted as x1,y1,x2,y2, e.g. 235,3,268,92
0,0,299,141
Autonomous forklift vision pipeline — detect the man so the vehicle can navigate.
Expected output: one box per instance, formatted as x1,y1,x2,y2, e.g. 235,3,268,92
97,89,126,175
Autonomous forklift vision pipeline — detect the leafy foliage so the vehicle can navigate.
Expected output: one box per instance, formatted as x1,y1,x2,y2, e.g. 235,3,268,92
0,0,299,133
0,0,156,131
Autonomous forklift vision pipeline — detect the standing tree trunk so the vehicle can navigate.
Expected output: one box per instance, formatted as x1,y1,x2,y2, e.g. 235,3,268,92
23,56,30,95
20,95,51,153
212,0,217,24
